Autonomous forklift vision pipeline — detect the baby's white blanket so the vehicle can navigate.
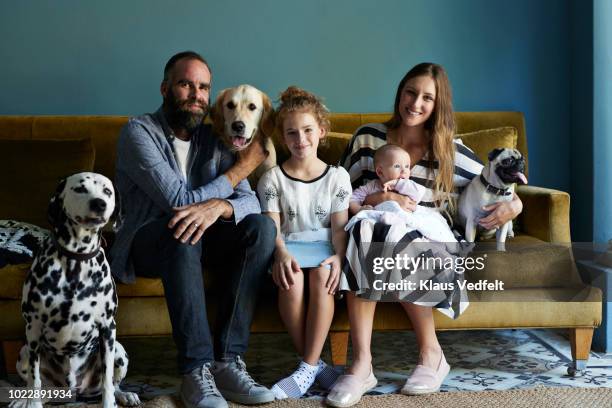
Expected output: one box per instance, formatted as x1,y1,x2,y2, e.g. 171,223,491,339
345,201,457,244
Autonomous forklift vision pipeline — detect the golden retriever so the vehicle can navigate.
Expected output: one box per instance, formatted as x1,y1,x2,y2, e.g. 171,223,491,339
211,84,276,181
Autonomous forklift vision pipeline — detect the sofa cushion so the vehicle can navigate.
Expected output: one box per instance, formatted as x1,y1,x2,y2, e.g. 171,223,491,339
0,264,30,299
320,131,352,165
116,278,165,297
0,138,95,228
0,263,166,299
455,127,518,164
467,240,583,288
30,116,127,179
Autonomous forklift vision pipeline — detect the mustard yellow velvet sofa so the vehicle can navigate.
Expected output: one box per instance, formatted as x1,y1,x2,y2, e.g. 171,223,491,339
0,112,602,377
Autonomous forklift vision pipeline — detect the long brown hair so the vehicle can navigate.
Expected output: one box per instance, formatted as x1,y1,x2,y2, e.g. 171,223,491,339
385,63,456,210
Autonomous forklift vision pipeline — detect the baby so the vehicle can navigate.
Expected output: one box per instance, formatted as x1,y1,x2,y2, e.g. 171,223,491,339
349,144,426,214
346,144,457,245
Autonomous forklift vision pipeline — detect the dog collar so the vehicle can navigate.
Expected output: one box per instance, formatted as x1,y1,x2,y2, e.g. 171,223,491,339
52,235,101,261
480,174,512,196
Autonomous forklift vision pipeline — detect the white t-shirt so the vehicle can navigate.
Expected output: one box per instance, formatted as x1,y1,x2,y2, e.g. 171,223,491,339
173,138,192,179
257,165,352,241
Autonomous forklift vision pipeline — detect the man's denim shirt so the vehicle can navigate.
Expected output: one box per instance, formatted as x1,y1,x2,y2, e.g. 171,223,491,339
110,107,260,283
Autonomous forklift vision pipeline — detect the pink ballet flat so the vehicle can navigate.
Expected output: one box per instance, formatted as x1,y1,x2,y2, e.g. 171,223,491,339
401,353,450,395
325,368,377,407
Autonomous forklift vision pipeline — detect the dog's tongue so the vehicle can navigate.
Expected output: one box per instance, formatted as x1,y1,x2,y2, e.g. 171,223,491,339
232,137,247,147
516,172,528,184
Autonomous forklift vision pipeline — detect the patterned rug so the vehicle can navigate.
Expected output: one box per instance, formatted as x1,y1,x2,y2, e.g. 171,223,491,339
36,387,612,408
4,329,612,403
115,329,612,400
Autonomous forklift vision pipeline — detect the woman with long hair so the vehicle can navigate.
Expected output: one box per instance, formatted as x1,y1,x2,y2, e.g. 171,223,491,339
326,63,523,407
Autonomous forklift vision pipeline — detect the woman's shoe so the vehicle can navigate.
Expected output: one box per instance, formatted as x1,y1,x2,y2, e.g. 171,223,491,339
325,368,377,407
401,352,450,395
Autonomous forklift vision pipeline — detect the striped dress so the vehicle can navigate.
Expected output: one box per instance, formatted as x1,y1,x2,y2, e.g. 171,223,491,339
338,123,484,319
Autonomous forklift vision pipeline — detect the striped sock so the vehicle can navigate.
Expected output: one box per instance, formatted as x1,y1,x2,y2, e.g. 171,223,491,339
315,359,341,390
271,360,318,399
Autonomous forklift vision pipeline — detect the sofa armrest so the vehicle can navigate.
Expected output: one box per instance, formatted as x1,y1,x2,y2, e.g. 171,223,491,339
319,132,351,165
516,185,571,243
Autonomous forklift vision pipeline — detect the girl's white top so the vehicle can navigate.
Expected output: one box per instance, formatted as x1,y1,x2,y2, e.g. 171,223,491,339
257,165,352,241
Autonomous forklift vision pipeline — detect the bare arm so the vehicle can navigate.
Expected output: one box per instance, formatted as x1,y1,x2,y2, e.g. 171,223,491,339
478,193,524,229
263,211,301,290
349,201,374,215
320,210,349,294
225,141,269,187
330,210,349,259
363,191,417,212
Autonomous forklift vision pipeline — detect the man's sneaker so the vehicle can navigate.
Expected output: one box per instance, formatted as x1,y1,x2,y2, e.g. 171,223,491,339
211,356,274,404
181,363,228,408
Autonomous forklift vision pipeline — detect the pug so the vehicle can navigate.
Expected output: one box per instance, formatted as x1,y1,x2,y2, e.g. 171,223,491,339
457,148,528,251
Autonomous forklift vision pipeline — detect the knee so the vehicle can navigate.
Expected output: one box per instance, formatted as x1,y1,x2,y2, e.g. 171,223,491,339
164,237,202,259
279,274,304,298
309,267,330,292
156,237,203,281
239,214,276,253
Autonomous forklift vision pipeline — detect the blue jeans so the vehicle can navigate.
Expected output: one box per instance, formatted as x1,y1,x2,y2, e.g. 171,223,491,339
131,214,276,373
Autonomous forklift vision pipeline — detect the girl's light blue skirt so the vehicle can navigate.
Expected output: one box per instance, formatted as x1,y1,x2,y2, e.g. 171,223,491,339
285,240,334,269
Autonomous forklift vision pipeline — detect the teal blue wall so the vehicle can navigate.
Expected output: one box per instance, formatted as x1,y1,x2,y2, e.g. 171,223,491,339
0,0,571,191
593,0,612,244
570,0,593,242
593,0,612,353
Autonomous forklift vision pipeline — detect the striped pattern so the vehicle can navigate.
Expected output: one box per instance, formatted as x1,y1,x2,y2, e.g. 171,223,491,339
315,363,341,391
340,123,484,209
338,124,482,319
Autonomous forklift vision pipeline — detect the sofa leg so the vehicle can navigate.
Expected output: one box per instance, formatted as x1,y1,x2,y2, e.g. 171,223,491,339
1,340,24,378
330,331,349,367
567,327,594,377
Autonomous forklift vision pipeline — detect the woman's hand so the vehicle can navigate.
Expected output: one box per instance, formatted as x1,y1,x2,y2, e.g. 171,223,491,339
363,191,417,212
320,254,342,295
272,247,301,290
478,193,523,230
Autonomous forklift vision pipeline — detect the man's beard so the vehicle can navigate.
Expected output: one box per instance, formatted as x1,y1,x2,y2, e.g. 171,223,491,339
163,91,208,134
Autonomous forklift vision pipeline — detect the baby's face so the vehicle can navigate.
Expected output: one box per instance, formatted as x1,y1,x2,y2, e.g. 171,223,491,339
377,150,411,183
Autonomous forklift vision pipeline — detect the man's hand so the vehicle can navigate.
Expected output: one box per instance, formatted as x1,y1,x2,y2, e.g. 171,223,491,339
169,199,233,245
272,247,302,290
225,141,269,187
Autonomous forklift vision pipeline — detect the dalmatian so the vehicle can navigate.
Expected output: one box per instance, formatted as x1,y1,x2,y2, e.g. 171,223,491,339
11,173,140,408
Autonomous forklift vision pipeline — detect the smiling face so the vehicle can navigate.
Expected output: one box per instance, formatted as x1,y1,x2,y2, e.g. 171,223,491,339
221,85,266,148
282,110,326,160
375,148,412,183
397,75,436,129
161,58,211,133
61,173,116,228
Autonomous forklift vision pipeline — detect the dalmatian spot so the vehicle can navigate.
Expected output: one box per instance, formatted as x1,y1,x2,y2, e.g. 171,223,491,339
16,173,137,405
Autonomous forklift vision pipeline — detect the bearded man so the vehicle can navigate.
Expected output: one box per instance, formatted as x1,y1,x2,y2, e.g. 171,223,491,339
110,51,275,408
